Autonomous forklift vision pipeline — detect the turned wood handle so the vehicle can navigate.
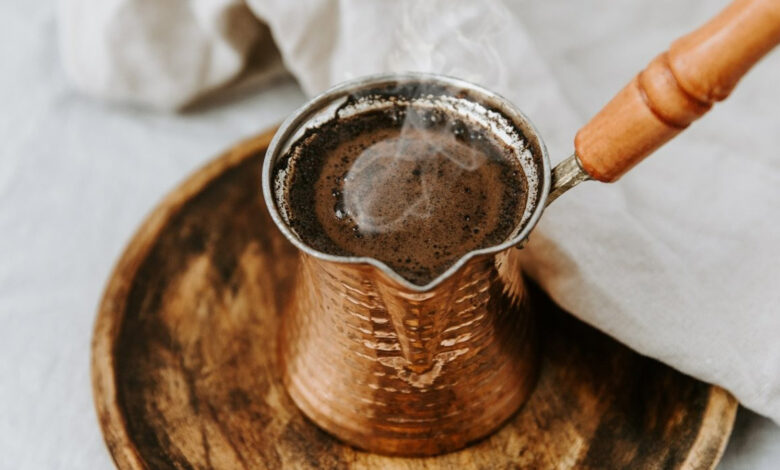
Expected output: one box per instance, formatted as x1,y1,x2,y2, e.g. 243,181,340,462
574,0,780,182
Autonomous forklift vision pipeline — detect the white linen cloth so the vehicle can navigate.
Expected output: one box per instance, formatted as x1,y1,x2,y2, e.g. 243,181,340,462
59,0,780,427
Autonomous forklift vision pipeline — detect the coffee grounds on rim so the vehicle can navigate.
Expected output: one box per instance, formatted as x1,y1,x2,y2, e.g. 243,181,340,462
273,105,527,286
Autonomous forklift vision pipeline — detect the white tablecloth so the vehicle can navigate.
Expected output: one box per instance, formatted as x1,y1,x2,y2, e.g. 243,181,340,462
1,1,779,468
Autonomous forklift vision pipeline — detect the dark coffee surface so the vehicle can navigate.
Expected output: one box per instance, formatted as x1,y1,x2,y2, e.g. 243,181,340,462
273,106,527,285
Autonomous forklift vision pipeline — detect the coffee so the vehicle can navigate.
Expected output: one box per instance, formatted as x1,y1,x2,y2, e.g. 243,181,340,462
272,105,527,285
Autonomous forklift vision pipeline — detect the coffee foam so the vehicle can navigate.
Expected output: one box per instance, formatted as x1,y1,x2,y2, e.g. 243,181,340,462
332,92,540,238
342,112,488,234
270,83,545,286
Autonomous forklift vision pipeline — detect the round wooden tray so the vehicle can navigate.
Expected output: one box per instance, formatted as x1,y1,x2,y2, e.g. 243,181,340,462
92,129,738,469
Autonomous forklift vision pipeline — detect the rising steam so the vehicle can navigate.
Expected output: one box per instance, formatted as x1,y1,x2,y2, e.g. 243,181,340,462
343,0,511,233
341,1,523,235
341,112,487,234
386,0,512,91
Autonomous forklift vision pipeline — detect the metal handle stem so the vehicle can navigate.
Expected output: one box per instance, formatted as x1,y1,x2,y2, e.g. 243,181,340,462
546,154,590,207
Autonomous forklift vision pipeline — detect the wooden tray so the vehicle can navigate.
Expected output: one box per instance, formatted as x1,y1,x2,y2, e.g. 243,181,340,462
92,129,737,469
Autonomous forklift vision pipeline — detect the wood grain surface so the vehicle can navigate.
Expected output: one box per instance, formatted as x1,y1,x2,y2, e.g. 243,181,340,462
92,129,738,469
575,0,780,182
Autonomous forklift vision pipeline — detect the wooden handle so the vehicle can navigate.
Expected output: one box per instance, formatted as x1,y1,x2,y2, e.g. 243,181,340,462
574,0,780,182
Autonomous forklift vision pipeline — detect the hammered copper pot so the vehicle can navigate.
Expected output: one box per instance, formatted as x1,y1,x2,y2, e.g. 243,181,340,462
281,248,538,456
264,75,549,456
262,0,780,457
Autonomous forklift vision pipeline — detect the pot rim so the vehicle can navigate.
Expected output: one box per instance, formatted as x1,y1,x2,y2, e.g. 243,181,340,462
261,72,551,292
